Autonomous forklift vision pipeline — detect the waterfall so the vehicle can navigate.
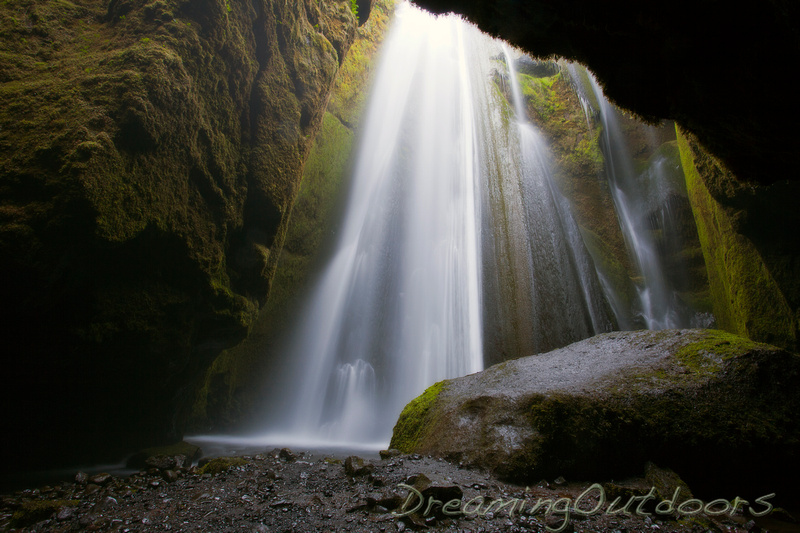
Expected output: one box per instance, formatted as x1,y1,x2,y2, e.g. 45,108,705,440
478,46,612,361
191,4,706,453
257,3,486,448
571,69,695,329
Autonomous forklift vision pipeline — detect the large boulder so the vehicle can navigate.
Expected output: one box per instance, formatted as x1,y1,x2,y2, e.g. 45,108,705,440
390,329,800,495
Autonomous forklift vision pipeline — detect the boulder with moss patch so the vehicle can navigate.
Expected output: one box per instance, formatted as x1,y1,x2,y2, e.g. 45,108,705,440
196,456,249,475
390,329,800,495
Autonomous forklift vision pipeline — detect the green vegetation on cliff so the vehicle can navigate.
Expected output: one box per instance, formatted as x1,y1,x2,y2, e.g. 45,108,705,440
677,128,797,349
1,0,360,467
190,0,397,430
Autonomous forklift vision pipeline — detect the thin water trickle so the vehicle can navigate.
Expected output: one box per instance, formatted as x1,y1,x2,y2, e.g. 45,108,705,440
579,73,692,329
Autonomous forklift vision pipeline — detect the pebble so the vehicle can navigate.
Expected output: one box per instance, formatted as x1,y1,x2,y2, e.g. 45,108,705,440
89,473,112,485
0,453,743,533
57,506,76,520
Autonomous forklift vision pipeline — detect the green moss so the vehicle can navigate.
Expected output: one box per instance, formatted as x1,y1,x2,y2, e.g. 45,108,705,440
675,329,769,375
502,330,795,482
389,381,446,452
188,2,394,430
328,0,395,126
677,127,795,349
11,500,80,528
1,0,362,462
196,456,249,475
519,392,633,479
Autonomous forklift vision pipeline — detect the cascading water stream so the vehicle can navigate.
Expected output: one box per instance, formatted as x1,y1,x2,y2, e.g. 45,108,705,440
253,3,486,448
190,4,706,454
578,73,691,329
482,46,612,357
506,48,612,337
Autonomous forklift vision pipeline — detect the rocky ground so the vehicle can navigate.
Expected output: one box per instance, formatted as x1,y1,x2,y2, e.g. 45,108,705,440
2,449,797,533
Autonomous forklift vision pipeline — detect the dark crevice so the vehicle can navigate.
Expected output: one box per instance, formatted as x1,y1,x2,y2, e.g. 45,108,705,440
245,1,270,147
356,0,370,25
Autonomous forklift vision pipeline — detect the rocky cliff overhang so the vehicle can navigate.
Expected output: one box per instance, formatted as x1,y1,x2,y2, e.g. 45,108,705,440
411,0,799,186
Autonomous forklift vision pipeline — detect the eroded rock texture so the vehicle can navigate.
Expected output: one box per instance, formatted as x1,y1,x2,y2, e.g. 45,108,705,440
0,0,362,467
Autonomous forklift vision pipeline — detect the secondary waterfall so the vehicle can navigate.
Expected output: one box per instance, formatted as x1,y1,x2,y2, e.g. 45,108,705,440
567,67,698,329
221,3,707,451
476,46,613,363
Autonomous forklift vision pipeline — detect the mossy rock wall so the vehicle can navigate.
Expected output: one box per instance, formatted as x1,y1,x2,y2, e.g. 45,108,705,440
189,0,396,431
500,62,709,328
677,128,799,350
1,0,362,467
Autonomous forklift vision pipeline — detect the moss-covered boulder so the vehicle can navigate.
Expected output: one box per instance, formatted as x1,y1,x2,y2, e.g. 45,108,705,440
1,0,360,468
390,329,800,495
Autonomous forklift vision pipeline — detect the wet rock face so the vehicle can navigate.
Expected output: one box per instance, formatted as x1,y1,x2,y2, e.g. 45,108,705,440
390,329,800,496
410,0,799,188
678,130,800,351
0,0,358,468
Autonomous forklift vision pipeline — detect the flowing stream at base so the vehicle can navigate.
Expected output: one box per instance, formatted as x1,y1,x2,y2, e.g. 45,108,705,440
199,3,702,451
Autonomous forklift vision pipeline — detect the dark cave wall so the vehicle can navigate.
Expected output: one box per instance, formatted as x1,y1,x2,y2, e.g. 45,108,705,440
0,0,362,467
410,0,800,188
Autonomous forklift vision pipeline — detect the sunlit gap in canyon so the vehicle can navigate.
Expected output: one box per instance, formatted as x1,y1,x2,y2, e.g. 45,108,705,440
190,1,706,455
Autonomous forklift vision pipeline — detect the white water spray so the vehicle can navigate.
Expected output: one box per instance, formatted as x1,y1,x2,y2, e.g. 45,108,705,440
192,6,703,455
256,3,486,448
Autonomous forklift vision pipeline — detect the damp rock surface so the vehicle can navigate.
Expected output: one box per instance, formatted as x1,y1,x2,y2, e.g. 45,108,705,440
390,329,800,495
